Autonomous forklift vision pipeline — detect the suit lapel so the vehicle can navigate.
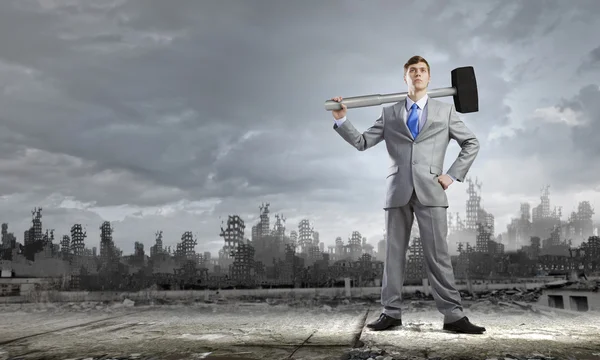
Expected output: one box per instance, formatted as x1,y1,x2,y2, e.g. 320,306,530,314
393,100,414,140
419,99,447,144
417,98,438,139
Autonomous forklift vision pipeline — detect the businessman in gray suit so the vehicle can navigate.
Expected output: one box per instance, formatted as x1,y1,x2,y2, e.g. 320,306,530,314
331,55,485,334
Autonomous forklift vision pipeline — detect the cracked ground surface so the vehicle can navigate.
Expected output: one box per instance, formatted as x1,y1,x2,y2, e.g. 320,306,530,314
0,299,599,360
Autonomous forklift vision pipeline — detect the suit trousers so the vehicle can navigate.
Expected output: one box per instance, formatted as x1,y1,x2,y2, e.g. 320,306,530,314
381,190,465,324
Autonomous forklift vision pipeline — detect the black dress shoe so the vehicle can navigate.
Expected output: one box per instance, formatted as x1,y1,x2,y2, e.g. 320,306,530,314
443,316,486,334
366,313,402,331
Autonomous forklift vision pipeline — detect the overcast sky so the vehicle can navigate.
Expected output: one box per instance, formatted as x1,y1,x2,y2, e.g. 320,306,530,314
1,0,599,256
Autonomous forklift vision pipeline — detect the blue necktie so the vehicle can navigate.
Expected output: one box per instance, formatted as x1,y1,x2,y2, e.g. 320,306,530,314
407,103,419,139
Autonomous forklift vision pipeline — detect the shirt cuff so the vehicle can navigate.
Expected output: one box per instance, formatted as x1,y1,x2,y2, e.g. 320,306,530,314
333,116,346,127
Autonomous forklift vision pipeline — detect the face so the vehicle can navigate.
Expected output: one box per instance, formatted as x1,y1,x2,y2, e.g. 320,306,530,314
404,62,430,91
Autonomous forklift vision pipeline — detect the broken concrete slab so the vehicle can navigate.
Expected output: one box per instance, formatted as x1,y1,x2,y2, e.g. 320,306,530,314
0,303,144,343
1,301,600,360
0,302,365,359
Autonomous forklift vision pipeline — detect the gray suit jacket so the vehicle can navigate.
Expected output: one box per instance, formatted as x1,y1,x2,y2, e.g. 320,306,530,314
333,98,479,208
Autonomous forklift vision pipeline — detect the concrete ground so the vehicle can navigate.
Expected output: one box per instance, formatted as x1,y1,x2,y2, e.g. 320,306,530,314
0,299,599,360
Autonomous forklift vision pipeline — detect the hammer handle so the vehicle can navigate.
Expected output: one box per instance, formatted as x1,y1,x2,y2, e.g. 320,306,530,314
324,87,457,111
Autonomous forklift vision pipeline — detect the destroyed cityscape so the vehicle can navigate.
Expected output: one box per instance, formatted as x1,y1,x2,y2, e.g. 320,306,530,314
0,178,599,294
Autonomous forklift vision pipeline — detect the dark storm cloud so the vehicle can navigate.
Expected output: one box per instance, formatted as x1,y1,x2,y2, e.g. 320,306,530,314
0,0,521,207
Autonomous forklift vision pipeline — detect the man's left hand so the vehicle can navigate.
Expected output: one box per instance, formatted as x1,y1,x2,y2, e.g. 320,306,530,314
438,174,454,190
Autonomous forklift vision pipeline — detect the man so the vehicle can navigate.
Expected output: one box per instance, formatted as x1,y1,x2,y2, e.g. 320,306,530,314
330,55,485,334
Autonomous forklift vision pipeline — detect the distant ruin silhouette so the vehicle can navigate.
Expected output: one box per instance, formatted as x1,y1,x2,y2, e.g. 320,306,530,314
0,180,598,292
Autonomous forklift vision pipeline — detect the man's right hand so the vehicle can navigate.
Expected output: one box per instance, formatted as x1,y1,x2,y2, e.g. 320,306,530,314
331,96,347,120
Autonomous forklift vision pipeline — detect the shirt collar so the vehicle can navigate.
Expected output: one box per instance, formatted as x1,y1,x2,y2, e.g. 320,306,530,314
406,94,429,110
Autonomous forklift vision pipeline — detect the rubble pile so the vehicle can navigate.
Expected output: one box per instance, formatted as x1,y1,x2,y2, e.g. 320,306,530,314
354,287,543,304
461,288,543,303
0,299,139,314
557,279,599,291
341,346,567,360
340,346,396,360
487,355,563,360
458,288,544,315
399,288,545,315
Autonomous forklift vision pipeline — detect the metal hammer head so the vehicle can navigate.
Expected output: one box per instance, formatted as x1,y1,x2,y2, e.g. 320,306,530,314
451,66,478,113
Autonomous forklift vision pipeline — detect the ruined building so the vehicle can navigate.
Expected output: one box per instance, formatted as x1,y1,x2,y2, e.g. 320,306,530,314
298,228,322,266
277,243,304,285
544,225,564,249
531,185,562,241
289,230,298,249
70,224,86,256
219,215,245,269
251,203,271,240
97,221,123,272
348,231,363,260
506,186,560,251
565,201,595,243
60,235,70,258
334,236,343,259
447,177,493,255
307,243,322,264
259,203,270,237
507,186,594,251
577,236,600,272
455,242,474,279
175,231,197,261
506,203,534,251
24,208,43,246
134,242,144,260
330,231,363,261
1,223,17,251
273,213,286,242
99,221,114,262
68,224,87,289
37,229,55,260
327,244,335,257
230,242,255,285
297,219,313,254
462,177,494,234
476,222,504,255
150,230,164,257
